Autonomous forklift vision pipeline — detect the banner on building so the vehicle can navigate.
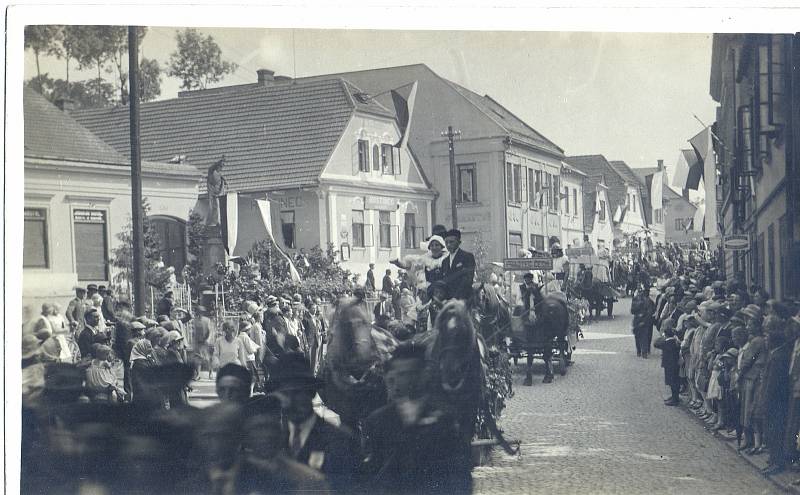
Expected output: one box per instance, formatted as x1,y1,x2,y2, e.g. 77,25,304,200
391,81,418,150
225,192,238,256
256,196,301,283
650,171,663,210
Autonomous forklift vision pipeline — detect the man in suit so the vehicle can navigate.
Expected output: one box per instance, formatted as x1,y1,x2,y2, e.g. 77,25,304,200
382,269,394,294
65,286,88,333
442,229,476,302
272,352,361,494
373,292,394,329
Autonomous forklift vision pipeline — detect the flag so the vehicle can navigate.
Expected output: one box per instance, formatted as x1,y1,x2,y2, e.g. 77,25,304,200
613,205,623,223
690,127,718,238
672,149,698,190
225,192,238,255
256,196,302,283
391,81,418,149
650,171,663,211
688,127,713,191
692,203,705,233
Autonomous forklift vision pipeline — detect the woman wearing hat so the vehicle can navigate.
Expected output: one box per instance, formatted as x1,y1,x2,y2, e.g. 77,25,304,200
85,345,125,403
390,234,449,292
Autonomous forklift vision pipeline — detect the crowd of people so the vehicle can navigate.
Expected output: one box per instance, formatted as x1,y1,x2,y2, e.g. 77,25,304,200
637,257,800,476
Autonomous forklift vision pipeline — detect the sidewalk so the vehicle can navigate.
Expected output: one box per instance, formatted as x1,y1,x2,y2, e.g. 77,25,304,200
679,399,800,494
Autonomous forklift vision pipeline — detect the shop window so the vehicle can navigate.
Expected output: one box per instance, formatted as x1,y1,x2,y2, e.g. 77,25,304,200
281,211,296,249
509,232,523,255
73,209,108,281
24,208,48,268
457,163,477,203
357,139,370,172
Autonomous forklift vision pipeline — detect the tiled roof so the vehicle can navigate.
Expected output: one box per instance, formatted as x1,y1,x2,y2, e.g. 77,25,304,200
444,81,564,156
608,160,645,187
565,155,630,218
24,86,129,166
74,78,380,192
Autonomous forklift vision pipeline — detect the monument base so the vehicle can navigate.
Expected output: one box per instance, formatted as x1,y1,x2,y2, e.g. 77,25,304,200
202,224,227,279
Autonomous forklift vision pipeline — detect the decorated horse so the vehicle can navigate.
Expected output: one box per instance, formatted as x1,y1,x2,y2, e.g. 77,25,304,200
318,298,398,431
423,300,518,456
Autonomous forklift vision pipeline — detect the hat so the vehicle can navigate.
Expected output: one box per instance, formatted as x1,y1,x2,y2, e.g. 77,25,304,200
244,301,261,316
266,296,279,308
369,263,375,268
22,334,41,359
523,272,534,280
165,330,184,347
706,301,723,311
712,281,724,289
87,284,98,291
292,294,303,304
92,333,110,345
156,315,170,323
742,305,762,319
445,229,462,240
84,307,99,318
93,344,112,360
172,307,189,315
74,286,87,293
271,352,322,391
426,235,446,249
161,321,175,332
685,301,698,312
130,321,147,331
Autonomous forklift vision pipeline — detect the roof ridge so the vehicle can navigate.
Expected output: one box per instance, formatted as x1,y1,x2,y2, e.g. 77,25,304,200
293,63,431,82
481,93,564,154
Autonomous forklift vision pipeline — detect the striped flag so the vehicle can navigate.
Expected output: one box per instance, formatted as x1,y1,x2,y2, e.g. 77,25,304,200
256,196,302,283
391,81,418,149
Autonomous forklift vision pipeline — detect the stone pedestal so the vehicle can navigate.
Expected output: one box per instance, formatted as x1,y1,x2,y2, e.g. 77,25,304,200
202,224,226,279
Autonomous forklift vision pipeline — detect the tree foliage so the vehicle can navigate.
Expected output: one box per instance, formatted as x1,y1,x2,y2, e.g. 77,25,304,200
138,57,162,102
27,74,116,109
167,28,238,91
24,25,61,80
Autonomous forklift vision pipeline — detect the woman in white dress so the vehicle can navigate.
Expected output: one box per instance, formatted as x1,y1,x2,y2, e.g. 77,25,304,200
389,234,449,293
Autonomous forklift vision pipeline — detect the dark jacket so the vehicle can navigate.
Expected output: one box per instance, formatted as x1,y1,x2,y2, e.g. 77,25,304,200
113,320,132,360
263,310,299,364
77,327,97,358
101,295,116,322
289,415,360,494
382,275,394,294
655,335,681,386
363,401,472,495
442,249,476,301
631,295,655,332
366,269,376,291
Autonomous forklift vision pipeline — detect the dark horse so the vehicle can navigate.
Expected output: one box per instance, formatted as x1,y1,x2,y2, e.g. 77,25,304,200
524,292,570,386
471,282,512,348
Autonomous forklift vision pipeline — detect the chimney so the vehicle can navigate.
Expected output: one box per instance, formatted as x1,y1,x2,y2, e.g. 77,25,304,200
257,69,275,86
55,98,75,112
657,159,664,170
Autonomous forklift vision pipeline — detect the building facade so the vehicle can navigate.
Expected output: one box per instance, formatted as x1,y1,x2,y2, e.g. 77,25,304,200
709,33,800,299
632,160,668,246
559,163,587,248
23,87,200,311
74,76,435,279
582,176,615,252
663,187,703,246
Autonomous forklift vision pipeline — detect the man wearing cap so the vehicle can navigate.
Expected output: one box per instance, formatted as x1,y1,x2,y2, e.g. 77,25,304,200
263,296,299,369
86,283,99,300
442,229,476,302
373,291,394,329
365,263,376,295
272,352,360,494
66,286,89,333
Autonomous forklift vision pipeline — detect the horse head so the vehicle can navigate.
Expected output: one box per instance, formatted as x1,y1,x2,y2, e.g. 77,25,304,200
327,297,378,371
430,300,479,393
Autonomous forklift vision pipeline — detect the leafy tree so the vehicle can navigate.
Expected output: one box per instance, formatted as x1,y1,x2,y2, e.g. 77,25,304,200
110,198,170,303
27,75,115,110
72,25,114,83
138,57,162,102
55,25,84,84
105,26,148,104
24,25,61,81
167,28,238,91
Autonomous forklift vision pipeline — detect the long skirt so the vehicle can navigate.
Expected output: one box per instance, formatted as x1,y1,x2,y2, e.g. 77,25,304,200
741,377,760,428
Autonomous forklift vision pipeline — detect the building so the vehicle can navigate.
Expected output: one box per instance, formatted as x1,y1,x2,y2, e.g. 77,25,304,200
74,74,435,278
559,163,587,248
292,64,568,262
565,155,648,251
631,160,668,246
23,87,200,311
581,175,615,252
663,187,703,246
709,34,800,299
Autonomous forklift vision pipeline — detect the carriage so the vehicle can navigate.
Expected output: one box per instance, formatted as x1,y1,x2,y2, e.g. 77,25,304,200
566,259,620,318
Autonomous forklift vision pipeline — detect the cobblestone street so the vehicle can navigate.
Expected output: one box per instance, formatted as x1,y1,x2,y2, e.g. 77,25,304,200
473,297,780,495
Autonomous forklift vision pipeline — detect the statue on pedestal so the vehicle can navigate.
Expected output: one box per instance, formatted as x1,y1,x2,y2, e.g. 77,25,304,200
206,155,228,226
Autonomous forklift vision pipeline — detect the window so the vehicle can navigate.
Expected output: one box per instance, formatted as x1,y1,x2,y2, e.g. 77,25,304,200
457,164,477,203
756,35,786,134
352,210,366,248
404,213,420,249
541,172,551,208
551,175,560,212
378,211,392,248
530,234,545,251
572,189,578,215
654,209,662,223
768,223,776,296
505,163,522,203
73,209,108,281
564,186,570,214
632,194,636,212
509,232,523,255
528,169,537,206
372,144,380,171
599,200,607,221
151,217,187,275
739,105,755,173
358,139,369,172
675,218,685,231
24,208,48,268
280,211,296,249
381,144,395,175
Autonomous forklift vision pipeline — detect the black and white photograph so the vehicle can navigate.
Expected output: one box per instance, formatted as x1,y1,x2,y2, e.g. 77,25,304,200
7,4,800,494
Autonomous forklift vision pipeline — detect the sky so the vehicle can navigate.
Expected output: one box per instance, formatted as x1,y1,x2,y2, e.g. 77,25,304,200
24,27,718,179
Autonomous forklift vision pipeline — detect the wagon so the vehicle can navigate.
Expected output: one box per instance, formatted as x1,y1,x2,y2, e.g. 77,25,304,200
566,262,620,318
507,301,575,376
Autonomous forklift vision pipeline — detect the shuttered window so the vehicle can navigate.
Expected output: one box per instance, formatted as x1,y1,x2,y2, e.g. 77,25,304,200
73,209,108,281
24,208,48,268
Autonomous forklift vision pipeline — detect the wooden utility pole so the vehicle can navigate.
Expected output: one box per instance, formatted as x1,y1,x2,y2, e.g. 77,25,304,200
128,26,146,314
442,126,461,228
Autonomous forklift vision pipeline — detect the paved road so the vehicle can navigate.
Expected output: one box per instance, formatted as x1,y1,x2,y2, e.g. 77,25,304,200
473,297,779,495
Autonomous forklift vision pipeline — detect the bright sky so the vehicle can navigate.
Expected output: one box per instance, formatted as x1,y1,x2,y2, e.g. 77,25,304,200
25,27,717,178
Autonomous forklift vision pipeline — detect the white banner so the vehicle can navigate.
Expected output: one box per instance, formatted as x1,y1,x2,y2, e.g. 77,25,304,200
650,171,663,211
672,150,690,189
692,203,705,233
226,192,238,255
256,196,301,283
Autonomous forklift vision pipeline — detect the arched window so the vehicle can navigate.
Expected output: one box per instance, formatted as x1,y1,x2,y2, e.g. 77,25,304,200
150,216,187,277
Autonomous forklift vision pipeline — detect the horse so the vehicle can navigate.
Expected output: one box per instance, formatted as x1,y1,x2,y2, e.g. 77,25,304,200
318,298,397,432
471,282,512,348
524,292,570,385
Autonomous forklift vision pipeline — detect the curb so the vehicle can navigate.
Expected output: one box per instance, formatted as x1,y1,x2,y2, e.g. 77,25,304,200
678,400,800,494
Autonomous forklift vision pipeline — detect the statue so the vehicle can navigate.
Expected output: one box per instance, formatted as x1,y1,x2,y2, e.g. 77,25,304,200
206,155,228,226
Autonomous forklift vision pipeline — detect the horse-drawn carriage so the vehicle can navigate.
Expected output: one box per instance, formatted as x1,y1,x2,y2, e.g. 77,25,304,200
566,260,620,318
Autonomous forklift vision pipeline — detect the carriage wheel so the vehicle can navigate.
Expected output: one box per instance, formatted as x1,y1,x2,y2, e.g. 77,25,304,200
607,299,614,317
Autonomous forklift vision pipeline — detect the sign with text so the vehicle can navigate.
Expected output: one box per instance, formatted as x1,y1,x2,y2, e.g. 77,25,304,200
503,255,553,271
565,247,594,258
365,196,398,211
723,234,750,251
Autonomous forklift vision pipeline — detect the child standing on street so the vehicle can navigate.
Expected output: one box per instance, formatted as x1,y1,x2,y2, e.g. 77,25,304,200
655,322,681,406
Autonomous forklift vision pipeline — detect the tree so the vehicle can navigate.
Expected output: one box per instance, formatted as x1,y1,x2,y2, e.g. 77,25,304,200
106,26,148,104
167,28,238,91
26,75,115,110
55,25,83,85
24,25,60,81
138,57,162,102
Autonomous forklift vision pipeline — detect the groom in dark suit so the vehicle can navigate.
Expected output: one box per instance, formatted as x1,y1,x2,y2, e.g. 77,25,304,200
442,229,476,302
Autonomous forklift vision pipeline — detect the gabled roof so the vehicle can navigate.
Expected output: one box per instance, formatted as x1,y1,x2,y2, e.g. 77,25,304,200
24,86,129,166
74,78,390,192
564,155,631,216
608,160,645,187
294,63,564,157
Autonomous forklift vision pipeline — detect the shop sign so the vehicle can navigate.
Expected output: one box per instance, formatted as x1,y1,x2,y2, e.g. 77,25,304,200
504,253,553,271
565,247,594,257
278,196,304,209
365,196,397,211
723,234,750,251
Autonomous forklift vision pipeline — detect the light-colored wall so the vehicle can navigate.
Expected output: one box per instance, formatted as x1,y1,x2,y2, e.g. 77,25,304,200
618,184,648,236
589,187,615,249
664,194,702,245
23,158,199,312
560,173,584,247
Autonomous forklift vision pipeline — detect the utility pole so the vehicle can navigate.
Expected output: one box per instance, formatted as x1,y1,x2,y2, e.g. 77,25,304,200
128,26,146,315
441,126,461,228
